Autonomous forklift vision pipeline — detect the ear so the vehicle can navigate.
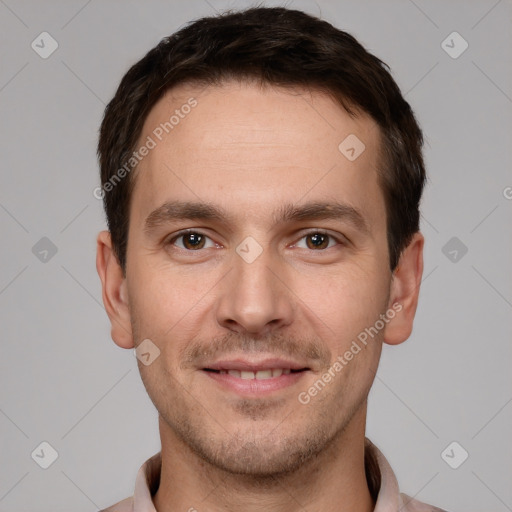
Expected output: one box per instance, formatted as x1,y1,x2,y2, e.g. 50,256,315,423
96,230,134,349
383,232,424,346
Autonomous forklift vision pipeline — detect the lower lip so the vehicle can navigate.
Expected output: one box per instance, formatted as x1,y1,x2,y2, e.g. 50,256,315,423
202,370,308,395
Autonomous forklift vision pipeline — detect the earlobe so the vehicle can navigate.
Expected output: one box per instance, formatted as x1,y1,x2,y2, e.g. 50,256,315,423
96,230,134,349
383,232,424,346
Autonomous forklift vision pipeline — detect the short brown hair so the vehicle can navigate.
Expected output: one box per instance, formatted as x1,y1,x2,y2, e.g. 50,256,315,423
98,6,426,272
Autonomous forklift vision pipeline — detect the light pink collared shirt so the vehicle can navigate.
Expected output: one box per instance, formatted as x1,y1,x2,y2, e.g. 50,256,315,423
100,439,448,512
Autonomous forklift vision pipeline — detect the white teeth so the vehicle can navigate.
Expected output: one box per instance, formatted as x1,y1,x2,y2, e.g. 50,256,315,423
221,368,294,379
255,370,272,380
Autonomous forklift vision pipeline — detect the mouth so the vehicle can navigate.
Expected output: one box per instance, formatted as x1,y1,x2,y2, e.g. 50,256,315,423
203,367,307,379
201,358,311,395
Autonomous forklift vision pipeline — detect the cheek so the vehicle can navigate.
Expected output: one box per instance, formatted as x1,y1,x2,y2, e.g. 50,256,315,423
126,260,222,370
128,259,207,325
292,263,390,345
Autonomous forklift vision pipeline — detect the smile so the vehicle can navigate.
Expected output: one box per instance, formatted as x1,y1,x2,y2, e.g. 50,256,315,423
201,360,310,395
204,368,307,379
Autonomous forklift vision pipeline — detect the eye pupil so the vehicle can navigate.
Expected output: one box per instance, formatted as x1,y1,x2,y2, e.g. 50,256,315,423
306,233,328,250
183,233,205,250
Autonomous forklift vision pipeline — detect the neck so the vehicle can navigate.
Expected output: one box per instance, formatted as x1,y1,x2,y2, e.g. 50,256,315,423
153,408,374,512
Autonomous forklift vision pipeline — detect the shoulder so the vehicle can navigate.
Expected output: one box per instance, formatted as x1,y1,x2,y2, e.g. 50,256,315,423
98,496,134,512
400,493,449,512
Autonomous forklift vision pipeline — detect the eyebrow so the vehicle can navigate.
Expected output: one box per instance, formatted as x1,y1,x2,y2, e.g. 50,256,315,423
144,201,226,234
144,200,370,235
275,202,370,234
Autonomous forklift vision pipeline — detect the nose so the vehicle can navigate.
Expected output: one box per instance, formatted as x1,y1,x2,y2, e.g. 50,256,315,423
215,249,294,336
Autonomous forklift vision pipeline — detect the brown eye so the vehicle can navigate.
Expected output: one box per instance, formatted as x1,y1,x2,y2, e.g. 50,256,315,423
183,233,205,250
172,232,213,250
305,233,330,250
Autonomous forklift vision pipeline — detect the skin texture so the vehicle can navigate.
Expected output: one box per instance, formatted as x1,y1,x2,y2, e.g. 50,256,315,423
97,81,424,512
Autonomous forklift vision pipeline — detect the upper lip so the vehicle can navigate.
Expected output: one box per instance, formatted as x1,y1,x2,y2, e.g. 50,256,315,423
203,357,310,372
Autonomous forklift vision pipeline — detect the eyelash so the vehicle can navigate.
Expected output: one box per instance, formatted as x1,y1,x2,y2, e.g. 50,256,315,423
166,229,345,251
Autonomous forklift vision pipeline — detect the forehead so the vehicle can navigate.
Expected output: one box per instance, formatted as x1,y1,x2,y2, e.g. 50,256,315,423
131,81,385,229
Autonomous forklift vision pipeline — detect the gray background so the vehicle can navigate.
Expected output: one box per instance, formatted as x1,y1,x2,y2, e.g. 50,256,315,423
1,0,511,510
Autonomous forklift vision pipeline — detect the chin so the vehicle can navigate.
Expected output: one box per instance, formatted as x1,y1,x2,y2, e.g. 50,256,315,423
175,418,333,478
206,440,322,477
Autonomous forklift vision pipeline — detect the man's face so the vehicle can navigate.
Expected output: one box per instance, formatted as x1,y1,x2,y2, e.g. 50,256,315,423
124,81,393,475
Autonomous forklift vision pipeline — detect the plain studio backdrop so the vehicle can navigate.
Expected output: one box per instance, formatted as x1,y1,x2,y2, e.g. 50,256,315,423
0,1,511,511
